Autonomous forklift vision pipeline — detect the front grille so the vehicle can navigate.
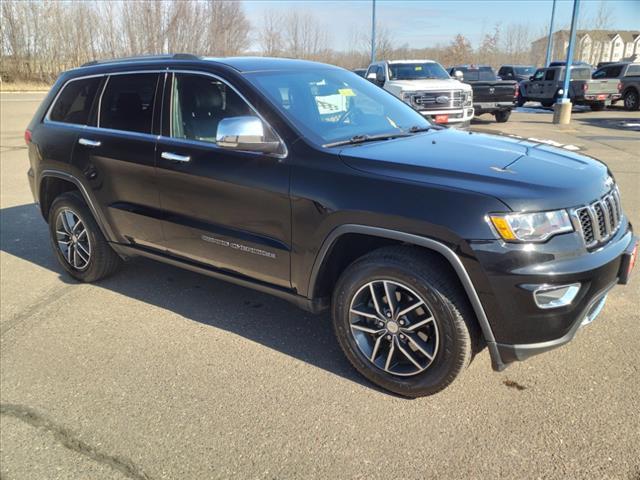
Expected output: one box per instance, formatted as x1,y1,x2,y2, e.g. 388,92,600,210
573,188,623,248
410,90,464,111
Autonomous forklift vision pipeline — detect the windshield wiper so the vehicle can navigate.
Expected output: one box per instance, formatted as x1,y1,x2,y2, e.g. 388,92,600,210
407,125,431,133
323,132,411,148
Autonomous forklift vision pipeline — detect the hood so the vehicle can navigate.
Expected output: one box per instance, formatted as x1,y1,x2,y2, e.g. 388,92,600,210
387,78,471,92
339,129,611,212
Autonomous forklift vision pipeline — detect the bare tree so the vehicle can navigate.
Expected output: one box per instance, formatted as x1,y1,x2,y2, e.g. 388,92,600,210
259,9,284,56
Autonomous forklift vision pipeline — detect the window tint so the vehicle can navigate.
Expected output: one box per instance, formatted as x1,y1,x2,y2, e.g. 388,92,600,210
100,74,159,133
170,73,260,143
544,69,556,81
49,77,101,125
458,67,496,81
532,69,545,81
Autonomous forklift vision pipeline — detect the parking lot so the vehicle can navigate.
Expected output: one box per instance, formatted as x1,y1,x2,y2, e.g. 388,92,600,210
1,92,639,479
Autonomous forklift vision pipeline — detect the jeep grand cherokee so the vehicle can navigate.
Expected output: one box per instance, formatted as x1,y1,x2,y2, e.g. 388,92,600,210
26,55,637,397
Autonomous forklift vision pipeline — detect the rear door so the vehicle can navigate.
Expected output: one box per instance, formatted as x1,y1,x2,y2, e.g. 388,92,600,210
541,68,558,98
38,76,104,178
154,72,291,288
71,72,164,247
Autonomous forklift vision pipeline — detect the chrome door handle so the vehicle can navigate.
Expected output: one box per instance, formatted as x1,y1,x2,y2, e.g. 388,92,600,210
161,152,191,163
78,138,101,147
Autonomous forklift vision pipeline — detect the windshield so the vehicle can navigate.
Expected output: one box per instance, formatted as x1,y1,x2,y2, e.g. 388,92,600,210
246,69,431,146
514,66,535,75
388,62,450,80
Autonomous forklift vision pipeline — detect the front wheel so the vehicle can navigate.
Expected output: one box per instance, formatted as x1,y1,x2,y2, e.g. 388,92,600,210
48,191,122,282
623,89,639,111
516,94,526,107
494,110,511,123
332,247,480,397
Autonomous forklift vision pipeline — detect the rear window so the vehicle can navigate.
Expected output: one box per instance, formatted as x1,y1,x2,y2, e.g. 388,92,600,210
99,73,160,134
459,68,496,81
49,77,101,125
565,67,591,80
626,65,640,76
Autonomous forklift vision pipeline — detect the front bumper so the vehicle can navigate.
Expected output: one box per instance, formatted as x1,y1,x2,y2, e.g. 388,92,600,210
418,107,474,125
467,223,636,369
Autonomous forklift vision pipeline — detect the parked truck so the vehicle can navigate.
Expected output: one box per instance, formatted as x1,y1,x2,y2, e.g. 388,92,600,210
518,65,621,110
448,65,518,122
592,62,640,110
366,60,474,127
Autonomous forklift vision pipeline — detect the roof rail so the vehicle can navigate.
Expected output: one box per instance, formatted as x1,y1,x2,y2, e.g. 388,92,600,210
80,53,200,68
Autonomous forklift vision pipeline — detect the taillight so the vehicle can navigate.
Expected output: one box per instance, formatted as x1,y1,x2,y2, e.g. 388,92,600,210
514,83,519,98
583,83,588,92
618,82,623,92
24,129,32,144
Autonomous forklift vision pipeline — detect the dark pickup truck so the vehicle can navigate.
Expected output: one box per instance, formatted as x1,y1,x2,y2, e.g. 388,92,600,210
449,65,517,122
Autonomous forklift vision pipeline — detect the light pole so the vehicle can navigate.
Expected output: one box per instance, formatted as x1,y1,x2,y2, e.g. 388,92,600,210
544,0,557,67
371,0,376,64
553,0,581,124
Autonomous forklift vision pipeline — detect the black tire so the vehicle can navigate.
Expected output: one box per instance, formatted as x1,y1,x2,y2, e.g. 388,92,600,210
48,191,122,282
516,94,526,107
623,89,639,111
590,102,605,111
541,99,554,108
494,110,511,123
331,246,480,397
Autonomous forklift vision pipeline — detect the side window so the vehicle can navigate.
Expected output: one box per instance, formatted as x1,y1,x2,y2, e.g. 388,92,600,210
99,73,159,134
544,69,556,81
49,77,102,125
170,73,259,143
626,65,640,76
532,69,545,81
365,65,376,78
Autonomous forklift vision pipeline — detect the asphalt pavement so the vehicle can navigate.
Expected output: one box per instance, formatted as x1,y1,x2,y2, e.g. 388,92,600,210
1,92,639,479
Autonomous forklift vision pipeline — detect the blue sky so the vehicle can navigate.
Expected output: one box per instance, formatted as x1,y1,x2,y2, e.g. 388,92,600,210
244,0,640,50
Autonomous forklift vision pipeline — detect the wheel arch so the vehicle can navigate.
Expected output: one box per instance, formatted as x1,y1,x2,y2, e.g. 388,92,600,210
39,170,117,242
308,224,505,371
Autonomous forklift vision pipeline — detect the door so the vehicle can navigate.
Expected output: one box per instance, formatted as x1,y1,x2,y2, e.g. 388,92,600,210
71,72,164,247
155,72,291,288
40,76,104,181
527,69,546,99
542,68,558,99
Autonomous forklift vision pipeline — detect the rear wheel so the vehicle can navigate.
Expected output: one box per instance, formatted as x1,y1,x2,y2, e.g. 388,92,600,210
494,110,511,123
332,247,479,397
48,191,122,282
623,89,639,111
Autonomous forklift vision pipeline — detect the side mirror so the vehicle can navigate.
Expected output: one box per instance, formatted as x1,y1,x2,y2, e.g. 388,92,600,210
453,70,464,81
216,116,281,155
375,70,385,84
529,75,534,80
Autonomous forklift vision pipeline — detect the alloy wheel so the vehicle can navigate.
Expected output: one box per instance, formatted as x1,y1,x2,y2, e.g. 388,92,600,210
625,91,638,110
55,209,91,270
349,280,439,376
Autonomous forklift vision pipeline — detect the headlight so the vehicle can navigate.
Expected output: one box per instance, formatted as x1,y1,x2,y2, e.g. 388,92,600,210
402,92,413,103
489,210,573,242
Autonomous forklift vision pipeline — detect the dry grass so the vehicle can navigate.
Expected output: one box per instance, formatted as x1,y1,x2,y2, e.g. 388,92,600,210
0,81,51,92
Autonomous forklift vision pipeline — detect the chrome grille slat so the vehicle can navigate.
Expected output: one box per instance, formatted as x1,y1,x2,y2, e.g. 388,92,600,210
573,188,623,249
410,90,464,111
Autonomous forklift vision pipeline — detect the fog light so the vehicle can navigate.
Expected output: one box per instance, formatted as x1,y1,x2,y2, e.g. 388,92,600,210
533,283,581,309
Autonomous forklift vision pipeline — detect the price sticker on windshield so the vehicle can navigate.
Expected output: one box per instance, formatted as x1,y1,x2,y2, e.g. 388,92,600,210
415,66,423,71
338,88,355,96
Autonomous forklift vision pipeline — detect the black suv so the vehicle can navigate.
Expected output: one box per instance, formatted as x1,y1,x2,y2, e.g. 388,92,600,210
26,55,637,397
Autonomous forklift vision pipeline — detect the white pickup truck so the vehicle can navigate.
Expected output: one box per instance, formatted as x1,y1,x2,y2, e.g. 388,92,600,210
365,60,474,126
